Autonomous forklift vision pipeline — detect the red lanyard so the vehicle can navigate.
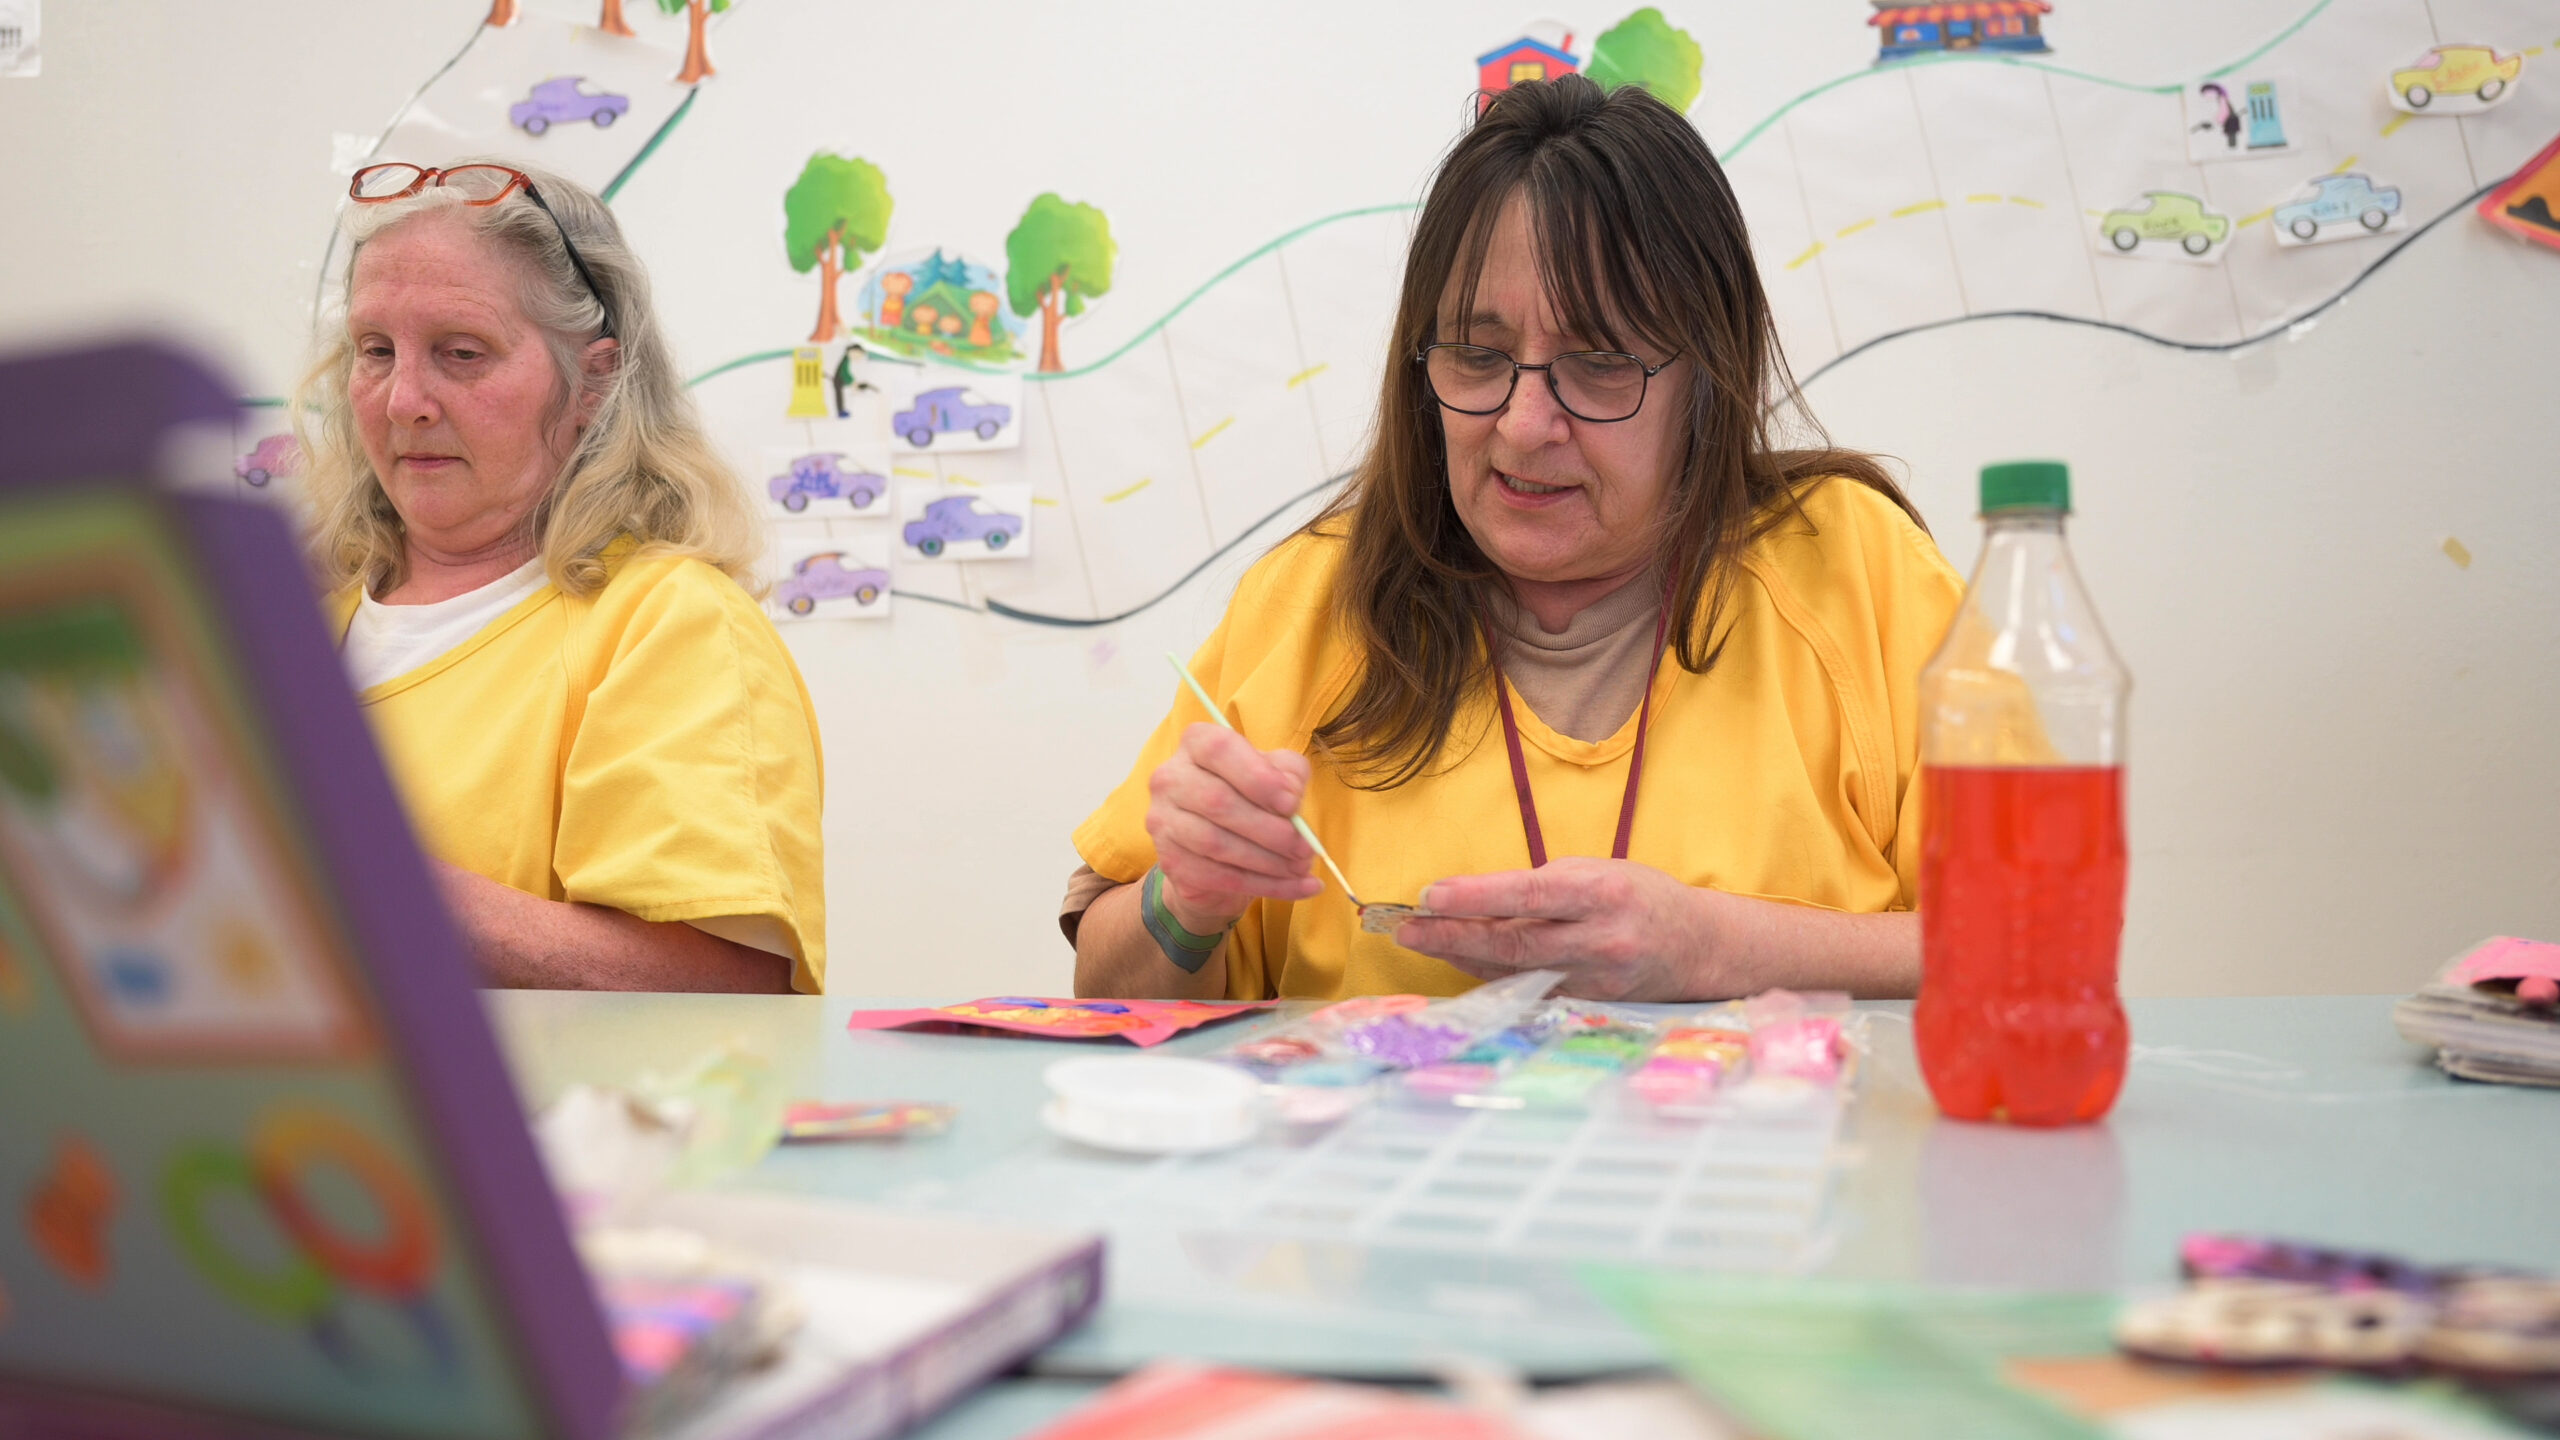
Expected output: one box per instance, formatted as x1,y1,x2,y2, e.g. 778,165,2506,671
1481,596,1672,868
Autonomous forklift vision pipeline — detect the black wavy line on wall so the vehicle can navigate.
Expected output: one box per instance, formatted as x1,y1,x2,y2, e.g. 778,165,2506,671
1797,176,2507,382
890,474,1348,627
931,175,2509,630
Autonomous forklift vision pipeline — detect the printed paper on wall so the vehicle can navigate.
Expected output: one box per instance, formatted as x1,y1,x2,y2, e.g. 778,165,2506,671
899,483,1031,563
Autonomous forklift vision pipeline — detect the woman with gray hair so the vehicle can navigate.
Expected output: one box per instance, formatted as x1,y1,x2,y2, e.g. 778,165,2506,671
297,160,826,994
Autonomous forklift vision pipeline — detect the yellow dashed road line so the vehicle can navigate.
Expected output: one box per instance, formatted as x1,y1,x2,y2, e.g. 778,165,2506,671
2238,207,2275,228
1285,363,1329,390
944,474,980,488
1791,194,2053,270
1191,417,1235,449
1032,497,1060,508
1103,478,1152,503
2381,113,2413,138
2331,154,2360,174
892,465,934,479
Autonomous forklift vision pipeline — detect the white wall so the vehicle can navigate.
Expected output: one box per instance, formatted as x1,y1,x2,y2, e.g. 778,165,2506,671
4,0,2553,997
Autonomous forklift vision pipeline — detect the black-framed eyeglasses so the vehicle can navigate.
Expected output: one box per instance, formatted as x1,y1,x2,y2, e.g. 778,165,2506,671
1417,342,1674,423
349,163,616,341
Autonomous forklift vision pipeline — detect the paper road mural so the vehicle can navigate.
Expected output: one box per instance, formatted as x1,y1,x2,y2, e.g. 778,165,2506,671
311,0,2558,627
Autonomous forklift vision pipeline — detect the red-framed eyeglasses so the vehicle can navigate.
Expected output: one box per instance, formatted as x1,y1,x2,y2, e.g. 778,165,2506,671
348,163,616,341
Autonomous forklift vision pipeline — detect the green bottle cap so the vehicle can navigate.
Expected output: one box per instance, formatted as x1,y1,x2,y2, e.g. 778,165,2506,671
1980,460,2070,514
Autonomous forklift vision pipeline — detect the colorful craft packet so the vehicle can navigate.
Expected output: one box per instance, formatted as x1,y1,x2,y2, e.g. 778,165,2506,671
846,996,1272,1047
778,1100,955,1142
1627,1025,1750,1110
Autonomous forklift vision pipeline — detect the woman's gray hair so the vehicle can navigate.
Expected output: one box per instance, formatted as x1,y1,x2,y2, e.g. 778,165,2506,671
294,160,761,598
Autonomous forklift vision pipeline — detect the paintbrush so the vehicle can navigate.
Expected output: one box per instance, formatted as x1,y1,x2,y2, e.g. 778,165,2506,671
1165,652,1366,910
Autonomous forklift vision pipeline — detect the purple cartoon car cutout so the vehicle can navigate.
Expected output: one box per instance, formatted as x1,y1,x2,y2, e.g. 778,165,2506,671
892,386,1012,448
509,77,631,136
774,553,890,615
235,433,299,488
767,452,886,512
902,496,1022,557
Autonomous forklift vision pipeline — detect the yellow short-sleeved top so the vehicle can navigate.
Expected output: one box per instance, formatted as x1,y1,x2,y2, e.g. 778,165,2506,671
1074,478,1964,1001
327,549,830,993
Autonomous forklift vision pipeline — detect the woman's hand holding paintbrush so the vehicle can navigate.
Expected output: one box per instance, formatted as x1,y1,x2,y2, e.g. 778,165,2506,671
1141,656,1329,938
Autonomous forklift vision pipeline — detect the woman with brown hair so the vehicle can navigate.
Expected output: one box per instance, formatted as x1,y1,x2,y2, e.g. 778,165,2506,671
1066,77,1962,1002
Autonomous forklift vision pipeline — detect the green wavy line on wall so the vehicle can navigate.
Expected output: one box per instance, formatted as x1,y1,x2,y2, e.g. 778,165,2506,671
686,201,1418,390
1716,0,2340,161
677,0,2343,393
241,0,2349,408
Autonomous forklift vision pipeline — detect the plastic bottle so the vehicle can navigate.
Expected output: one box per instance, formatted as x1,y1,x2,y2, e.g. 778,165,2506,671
1915,461,2131,1126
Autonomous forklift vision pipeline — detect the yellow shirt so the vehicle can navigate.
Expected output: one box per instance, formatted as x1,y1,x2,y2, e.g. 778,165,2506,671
1073,479,1964,1001
328,551,829,993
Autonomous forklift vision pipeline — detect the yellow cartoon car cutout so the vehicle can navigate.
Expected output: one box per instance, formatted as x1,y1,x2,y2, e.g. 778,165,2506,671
2099,192,2231,256
2392,46,2523,108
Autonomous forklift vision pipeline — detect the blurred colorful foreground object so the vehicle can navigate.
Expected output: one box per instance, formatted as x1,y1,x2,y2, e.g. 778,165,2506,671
1019,1361,1530,1439
847,996,1271,1047
1593,1268,2550,1439
2479,133,2560,252
2117,1233,2560,1430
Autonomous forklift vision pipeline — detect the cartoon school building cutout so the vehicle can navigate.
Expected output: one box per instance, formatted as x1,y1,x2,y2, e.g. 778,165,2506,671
1477,24,1579,112
1871,1,2051,62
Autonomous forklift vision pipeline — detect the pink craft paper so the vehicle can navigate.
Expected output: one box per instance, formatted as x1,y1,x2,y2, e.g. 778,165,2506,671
2449,936,2560,986
846,996,1273,1047
2448,936,2560,1006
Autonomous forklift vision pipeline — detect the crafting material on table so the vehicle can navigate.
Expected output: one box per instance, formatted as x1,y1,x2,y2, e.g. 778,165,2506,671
779,1101,954,1143
1042,1056,1262,1155
937,989,1866,1275
2394,937,2560,1087
580,1225,798,1438
846,996,1271,1047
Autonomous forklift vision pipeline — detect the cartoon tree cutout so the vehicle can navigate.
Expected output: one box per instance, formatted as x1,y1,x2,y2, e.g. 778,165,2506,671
1586,8,1704,112
652,0,729,84
597,0,636,37
785,154,892,344
1005,194,1115,374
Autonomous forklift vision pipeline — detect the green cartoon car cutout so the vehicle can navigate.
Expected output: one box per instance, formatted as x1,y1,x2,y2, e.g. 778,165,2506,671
2100,192,2231,256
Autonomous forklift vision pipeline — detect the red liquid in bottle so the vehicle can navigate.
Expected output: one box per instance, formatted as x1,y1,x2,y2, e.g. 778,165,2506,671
1916,764,2129,1126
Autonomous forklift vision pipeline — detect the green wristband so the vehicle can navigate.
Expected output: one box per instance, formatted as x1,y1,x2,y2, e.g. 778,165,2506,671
1141,866,1228,973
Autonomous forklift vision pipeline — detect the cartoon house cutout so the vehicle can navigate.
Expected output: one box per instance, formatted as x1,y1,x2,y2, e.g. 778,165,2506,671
1478,24,1578,111
1871,1,2052,61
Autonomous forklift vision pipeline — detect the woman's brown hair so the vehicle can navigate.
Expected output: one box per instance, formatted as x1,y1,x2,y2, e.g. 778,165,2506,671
1310,75,1916,789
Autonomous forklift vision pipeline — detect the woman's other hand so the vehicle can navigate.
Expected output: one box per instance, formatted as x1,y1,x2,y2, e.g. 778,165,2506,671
1393,857,1727,1001
1144,723,1321,933
1398,861,1922,1001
